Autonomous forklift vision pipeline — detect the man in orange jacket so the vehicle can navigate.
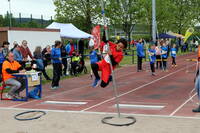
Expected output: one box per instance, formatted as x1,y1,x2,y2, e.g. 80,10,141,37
2,52,26,99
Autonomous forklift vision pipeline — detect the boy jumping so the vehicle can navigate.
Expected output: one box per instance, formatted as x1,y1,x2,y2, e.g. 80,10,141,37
91,38,127,88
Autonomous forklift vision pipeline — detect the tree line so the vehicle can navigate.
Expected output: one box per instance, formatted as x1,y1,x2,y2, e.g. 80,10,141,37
54,0,200,41
0,14,52,28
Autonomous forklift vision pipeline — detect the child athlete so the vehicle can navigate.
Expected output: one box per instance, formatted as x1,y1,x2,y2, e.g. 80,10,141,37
91,38,127,88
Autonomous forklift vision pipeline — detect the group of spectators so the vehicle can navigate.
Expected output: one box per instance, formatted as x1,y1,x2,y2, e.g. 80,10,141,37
0,39,82,99
136,38,178,75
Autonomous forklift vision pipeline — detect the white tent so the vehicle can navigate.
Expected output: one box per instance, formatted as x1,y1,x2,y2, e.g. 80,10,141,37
46,22,92,39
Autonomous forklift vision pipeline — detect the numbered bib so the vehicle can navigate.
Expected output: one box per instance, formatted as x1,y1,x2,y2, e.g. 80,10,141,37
104,54,110,64
31,73,39,81
172,51,176,54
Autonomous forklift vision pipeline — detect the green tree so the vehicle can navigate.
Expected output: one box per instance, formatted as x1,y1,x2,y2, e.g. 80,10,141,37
139,0,199,36
25,21,40,28
106,0,144,48
53,0,101,32
0,15,4,27
170,0,198,34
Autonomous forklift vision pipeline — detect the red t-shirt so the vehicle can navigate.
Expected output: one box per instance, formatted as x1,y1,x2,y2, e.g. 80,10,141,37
97,41,123,82
69,45,75,56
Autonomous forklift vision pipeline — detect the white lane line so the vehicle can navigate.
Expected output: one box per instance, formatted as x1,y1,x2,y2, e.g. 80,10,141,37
1,107,200,120
114,104,165,110
169,92,197,116
81,64,195,112
43,101,87,105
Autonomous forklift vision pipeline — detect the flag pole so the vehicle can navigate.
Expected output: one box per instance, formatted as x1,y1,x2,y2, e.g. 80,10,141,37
100,0,136,126
100,0,121,118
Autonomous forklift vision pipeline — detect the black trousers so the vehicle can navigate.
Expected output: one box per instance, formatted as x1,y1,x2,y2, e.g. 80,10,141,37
137,56,143,71
91,63,110,88
15,77,26,94
62,58,68,75
162,58,167,70
71,61,78,75
156,55,162,69
150,63,155,73
42,69,51,80
172,57,176,65
52,63,62,87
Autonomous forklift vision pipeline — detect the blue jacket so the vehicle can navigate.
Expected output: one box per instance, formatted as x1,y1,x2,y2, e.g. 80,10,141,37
148,49,156,64
13,49,23,62
51,48,62,63
0,51,4,64
161,46,168,58
65,43,77,54
89,50,98,64
136,43,145,57
171,48,177,58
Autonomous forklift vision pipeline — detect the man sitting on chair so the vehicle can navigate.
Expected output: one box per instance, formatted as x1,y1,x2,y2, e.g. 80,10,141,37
2,52,26,99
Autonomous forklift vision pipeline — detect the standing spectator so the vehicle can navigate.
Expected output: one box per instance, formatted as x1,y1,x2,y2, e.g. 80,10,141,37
136,39,145,72
51,41,62,90
42,45,51,70
19,40,34,68
148,44,156,76
89,46,100,79
65,40,77,75
13,45,23,64
60,43,68,76
2,41,10,57
78,39,85,55
155,43,162,69
171,44,177,67
161,41,168,71
34,46,51,80
66,40,77,56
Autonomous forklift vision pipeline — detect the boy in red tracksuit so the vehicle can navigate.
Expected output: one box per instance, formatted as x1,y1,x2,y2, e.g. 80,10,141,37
91,38,127,88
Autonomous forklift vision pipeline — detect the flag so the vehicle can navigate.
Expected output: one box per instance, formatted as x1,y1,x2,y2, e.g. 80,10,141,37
167,31,184,38
184,28,194,43
91,25,101,49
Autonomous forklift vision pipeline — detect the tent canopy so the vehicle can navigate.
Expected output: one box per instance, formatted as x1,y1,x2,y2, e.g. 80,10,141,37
46,22,92,39
159,33,176,39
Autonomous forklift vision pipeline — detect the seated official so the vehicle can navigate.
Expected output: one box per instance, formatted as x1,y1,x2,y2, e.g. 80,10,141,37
2,52,26,99
71,51,81,76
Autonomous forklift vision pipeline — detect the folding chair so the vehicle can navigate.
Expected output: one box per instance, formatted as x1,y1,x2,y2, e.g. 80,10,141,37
0,81,12,100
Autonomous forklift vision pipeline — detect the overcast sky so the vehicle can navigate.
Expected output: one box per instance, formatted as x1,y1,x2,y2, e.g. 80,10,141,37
0,0,56,20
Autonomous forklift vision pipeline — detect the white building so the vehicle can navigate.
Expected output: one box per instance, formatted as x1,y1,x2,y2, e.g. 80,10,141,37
0,27,60,52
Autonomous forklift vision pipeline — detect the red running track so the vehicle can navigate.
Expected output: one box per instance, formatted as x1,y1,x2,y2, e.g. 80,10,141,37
0,52,199,118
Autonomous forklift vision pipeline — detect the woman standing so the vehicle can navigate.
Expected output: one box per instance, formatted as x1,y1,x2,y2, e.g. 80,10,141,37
51,41,62,90
136,39,145,72
42,45,52,77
